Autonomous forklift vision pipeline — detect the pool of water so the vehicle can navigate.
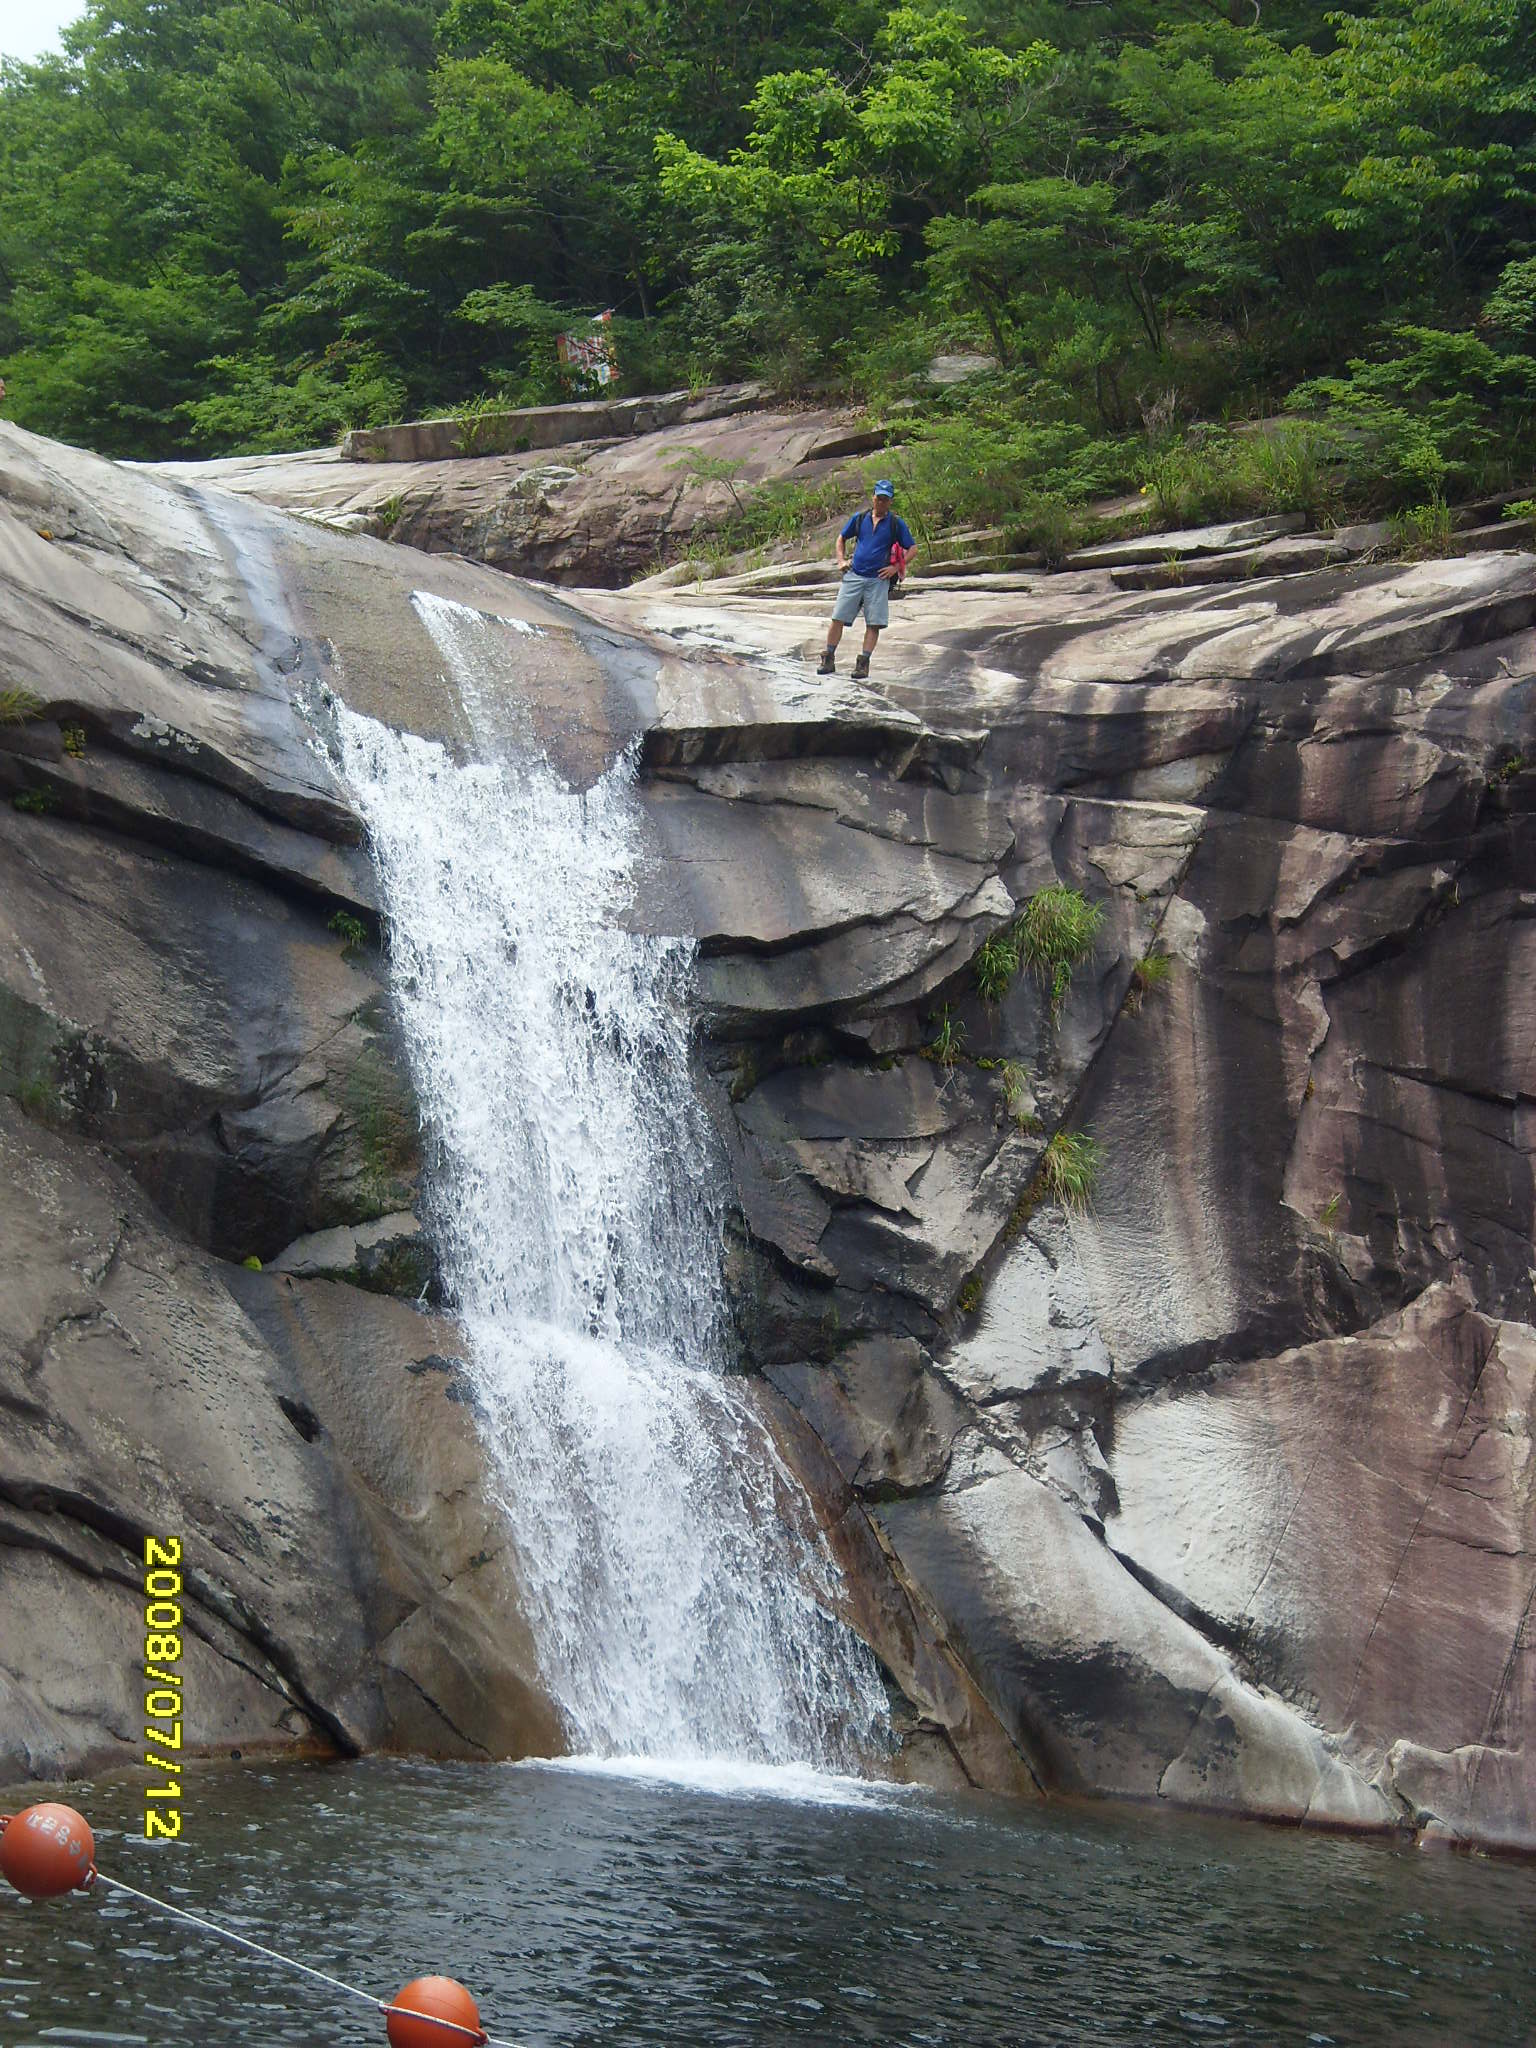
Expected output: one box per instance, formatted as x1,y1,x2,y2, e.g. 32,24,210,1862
2,1758,1531,2046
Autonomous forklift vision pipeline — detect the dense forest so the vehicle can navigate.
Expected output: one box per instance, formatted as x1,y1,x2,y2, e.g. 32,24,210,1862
1,0,1533,536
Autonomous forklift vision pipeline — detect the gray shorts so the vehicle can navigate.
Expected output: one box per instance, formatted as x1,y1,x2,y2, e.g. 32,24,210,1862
832,570,891,630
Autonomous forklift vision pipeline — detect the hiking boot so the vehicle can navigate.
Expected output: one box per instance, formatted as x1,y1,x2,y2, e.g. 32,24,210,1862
816,648,836,675
852,652,871,680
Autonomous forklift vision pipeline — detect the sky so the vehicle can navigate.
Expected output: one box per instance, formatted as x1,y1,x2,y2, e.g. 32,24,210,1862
2,0,80,63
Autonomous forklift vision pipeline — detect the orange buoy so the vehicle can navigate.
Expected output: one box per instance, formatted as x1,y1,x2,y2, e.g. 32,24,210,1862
0,1803,96,1897
384,1975,488,2048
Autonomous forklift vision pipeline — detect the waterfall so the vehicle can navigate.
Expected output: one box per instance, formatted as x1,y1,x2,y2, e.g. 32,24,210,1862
330,595,887,1769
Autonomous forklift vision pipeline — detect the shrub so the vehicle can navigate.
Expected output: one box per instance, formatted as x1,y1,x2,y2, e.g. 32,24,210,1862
1288,328,1536,510
665,448,750,515
1016,886,1104,1013
891,402,1135,540
1390,497,1456,560
1239,422,1342,527
1138,422,1344,531
1139,432,1247,529
1005,495,1080,565
328,910,368,955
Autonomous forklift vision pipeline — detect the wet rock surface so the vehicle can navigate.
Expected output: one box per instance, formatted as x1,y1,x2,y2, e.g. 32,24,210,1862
4,418,1533,1849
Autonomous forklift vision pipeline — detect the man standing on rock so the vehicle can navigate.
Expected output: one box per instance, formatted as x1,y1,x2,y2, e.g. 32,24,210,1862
817,480,915,679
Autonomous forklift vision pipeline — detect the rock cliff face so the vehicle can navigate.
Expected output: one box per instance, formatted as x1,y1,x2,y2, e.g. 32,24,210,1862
2,418,1531,1852
583,545,1536,1851
0,425,564,1774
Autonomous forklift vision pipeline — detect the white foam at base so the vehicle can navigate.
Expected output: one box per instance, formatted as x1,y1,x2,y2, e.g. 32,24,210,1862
519,1753,919,1811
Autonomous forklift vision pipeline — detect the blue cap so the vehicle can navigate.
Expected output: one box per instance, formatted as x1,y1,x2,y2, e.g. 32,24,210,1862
874,479,895,498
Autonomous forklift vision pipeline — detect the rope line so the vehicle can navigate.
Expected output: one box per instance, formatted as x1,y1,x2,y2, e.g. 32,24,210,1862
92,1872,524,2046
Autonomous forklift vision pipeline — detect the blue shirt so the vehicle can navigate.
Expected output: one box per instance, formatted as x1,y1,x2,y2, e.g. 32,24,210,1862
842,509,914,578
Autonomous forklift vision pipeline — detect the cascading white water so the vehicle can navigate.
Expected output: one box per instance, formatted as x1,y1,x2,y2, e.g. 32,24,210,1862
330,595,888,1767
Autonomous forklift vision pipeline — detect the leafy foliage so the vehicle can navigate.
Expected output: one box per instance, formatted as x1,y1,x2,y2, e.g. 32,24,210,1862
0,0,1533,527
328,909,369,955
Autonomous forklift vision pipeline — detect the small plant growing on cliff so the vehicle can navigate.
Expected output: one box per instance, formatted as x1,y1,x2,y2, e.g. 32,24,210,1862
665,448,750,516
1390,496,1455,559
999,1060,1039,1129
973,925,1020,1002
956,1272,983,1315
1016,886,1104,1014
925,1004,966,1067
1038,1130,1100,1211
328,910,368,956
1126,950,1173,1013
59,722,86,758
373,493,407,537
12,786,57,814
17,1065,61,1120
0,687,45,724
1319,1193,1342,1230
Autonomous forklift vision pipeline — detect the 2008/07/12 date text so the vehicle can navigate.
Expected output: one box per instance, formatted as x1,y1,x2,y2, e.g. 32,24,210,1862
143,1537,184,1839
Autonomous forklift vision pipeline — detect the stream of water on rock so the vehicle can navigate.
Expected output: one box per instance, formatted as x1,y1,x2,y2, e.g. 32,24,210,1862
331,594,887,1767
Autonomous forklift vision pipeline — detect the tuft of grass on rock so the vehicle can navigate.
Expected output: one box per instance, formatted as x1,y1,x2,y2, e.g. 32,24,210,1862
1126,949,1173,1012
999,1059,1039,1129
1,687,46,725
1016,886,1104,1014
973,925,1020,1002
925,1004,966,1068
1037,1129,1100,1211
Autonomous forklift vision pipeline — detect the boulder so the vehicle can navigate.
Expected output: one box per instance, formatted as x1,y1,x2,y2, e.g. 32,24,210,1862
0,1103,557,1778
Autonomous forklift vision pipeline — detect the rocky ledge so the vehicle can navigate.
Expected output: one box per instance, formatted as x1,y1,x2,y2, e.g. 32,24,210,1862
2,420,1532,1853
